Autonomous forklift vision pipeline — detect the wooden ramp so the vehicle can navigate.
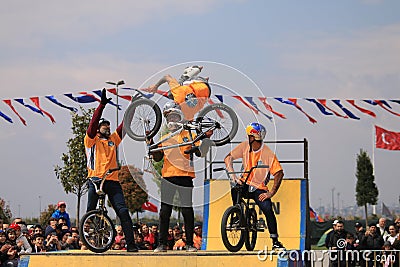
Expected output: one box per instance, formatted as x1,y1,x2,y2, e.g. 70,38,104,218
19,250,281,267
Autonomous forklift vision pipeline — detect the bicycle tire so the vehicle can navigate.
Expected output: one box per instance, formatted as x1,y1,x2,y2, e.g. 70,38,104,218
244,208,258,251
196,103,238,146
123,98,162,141
220,206,245,252
79,210,116,253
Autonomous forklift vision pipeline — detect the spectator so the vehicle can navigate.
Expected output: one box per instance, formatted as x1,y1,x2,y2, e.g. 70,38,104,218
361,223,384,267
344,233,357,267
394,218,400,232
115,225,124,245
385,224,399,245
84,89,138,252
173,232,186,250
377,217,389,239
60,231,72,250
380,241,397,267
3,227,21,267
69,230,80,250
325,220,338,249
353,222,365,249
44,217,58,238
151,225,159,248
166,228,174,250
45,232,61,252
31,234,46,253
141,224,155,250
51,201,71,229
327,220,347,267
172,225,181,243
193,225,202,250
9,223,31,254
135,235,151,250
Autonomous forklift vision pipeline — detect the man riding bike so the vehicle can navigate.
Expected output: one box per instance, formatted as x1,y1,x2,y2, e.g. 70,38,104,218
224,122,285,250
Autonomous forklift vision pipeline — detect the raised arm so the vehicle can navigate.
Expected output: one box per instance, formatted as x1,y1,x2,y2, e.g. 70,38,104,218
143,75,176,93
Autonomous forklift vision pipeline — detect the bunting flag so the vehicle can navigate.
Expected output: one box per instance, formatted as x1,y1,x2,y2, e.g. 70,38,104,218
317,99,348,118
3,100,26,125
244,97,273,121
331,100,360,120
232,96,259,114
275,98,317,123
346,100,376,118
92,90,121,110
107,88,132,101
215,95,224,103
309,206,324,222
141,201,158,213
375,125,400,150
120,88,158,99
45,95,78,113
30,97,56,124
258,97,286,119
382,202,393,219
390,100,400,105
374,100,400,117
14,98,44,116
64,93,98,103
0,110,13,123
305,98,333,116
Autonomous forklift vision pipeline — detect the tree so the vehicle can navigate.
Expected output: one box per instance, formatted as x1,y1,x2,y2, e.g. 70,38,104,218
355,149,379,227
55,107,93,227
118,165,149,222
39,204,57,226
0,197,12,224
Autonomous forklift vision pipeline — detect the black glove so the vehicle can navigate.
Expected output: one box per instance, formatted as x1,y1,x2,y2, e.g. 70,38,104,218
100,88,112,105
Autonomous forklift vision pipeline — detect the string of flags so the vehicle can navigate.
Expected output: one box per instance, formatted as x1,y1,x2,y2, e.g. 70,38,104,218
1,87,400,125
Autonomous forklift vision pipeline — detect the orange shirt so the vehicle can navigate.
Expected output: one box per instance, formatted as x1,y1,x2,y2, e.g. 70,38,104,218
230,141,282,190
161,131,198,178
168,78,210,120
84,132,121,181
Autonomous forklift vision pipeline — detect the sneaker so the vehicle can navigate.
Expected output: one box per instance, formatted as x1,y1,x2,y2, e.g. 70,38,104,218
154,245,168,252
127,244,139,252
186,245,198,252
272,241,285,250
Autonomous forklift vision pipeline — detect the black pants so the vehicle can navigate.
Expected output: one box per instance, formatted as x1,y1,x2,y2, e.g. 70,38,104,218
158,176,194,247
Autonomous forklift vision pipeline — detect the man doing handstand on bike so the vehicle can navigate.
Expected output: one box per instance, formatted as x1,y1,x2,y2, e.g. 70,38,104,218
224,122,285,250
84,89,138,252
143,65,211,121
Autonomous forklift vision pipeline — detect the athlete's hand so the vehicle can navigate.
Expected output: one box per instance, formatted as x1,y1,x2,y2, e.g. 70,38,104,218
101,88,112,105
142,85,157,93
258,191,274,201
232,174,242,185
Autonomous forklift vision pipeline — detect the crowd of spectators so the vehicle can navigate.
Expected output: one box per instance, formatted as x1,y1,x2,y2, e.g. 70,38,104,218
326,217,400,267
0,201,202,267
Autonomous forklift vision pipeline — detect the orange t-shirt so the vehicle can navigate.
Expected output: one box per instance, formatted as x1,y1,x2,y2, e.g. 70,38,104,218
168,79,210,120
161,131,198,178
84,132,121,181
229,141,282,190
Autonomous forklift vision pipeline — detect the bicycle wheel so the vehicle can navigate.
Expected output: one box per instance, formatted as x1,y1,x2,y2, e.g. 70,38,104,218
244,208,258,251
79,210,116,253
123,98,162,141
221,206,245,252
196,103,238,146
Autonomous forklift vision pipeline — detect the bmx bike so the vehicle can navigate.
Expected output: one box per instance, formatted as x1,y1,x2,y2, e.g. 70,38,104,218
79,167,120,253
122,89,239,148
214,165,269,252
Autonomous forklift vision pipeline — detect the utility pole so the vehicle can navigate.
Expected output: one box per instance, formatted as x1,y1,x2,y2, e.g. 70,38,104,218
331,188,335,217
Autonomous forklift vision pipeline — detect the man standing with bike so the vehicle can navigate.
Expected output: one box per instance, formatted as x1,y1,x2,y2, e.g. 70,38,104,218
224,122,285,250
150,102,210,252
84,88,138,252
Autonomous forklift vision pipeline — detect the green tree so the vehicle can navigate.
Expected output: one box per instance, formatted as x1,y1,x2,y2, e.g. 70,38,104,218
0,198,12,224
118,165,149,222
39,204,57,226
355,149,379,227
55,107,93,227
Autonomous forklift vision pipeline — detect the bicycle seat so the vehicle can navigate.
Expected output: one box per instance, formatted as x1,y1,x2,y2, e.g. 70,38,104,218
88,177,104,195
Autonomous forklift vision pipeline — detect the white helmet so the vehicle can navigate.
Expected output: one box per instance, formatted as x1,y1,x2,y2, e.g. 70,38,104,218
162,102,183,123
179,65,203,83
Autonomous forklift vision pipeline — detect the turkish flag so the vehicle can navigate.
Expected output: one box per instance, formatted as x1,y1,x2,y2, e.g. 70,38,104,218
375,125,400,150
141,201,158,213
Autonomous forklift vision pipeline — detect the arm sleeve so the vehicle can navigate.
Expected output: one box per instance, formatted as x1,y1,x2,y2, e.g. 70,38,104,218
87,103,106,138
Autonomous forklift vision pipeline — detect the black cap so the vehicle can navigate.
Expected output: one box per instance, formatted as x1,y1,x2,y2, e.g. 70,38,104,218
355,222,363,228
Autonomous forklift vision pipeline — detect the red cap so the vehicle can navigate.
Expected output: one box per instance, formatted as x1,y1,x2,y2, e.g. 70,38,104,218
57,201,66,208
9,223,21,231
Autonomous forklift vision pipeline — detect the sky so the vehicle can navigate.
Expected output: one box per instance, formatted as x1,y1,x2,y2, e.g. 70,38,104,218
0,0,399,220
